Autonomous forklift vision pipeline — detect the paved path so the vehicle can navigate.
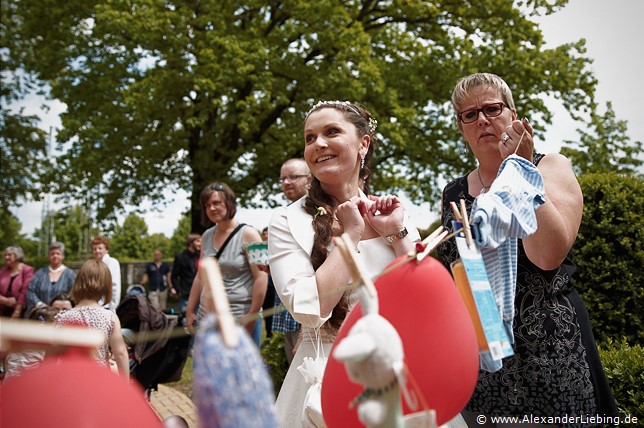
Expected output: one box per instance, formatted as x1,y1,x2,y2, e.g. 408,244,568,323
149,384,199,427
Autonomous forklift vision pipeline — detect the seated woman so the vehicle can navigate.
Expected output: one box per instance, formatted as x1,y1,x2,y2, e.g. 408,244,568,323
25,242,76,317
0,245,34,318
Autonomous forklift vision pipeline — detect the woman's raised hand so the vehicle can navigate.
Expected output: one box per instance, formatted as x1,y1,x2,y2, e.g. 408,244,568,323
363,194,405,238
499,118,534,162
335,197,367,243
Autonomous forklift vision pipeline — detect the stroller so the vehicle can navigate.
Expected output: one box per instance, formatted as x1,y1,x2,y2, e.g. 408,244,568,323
116,294,191,398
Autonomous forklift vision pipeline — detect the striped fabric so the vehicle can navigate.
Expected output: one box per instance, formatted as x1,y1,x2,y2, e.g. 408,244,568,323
471,154,545,346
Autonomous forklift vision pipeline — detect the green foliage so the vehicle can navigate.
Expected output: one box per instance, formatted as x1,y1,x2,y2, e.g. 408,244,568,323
4,0,598,231
145,233,172,258
598,338,644,418
110,214,150,260
35,205,95,261
575,173,643,344
0,209,40,262
562,102,643,176
0,209,23,250
169,213,192,257
1,0,49,210
260,332,289,397
0,111,48,209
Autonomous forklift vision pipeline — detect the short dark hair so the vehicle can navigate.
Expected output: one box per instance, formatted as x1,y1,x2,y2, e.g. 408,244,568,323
51,292,75,307
28,306,59,322
199,182,237,228
186,233,201,248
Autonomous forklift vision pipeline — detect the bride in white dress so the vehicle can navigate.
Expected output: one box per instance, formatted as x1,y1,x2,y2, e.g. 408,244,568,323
269,101,466,428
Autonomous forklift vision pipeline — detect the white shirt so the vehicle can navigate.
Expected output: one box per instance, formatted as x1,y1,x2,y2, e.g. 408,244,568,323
101,253,121,310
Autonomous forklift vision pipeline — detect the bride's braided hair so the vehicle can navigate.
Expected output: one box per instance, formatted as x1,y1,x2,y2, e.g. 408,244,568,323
302,101,378,330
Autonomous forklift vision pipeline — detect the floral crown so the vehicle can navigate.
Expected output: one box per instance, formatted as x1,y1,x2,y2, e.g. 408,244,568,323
306,100,378,134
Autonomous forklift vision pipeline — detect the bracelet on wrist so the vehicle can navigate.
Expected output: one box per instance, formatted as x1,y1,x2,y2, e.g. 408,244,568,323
384,227,408,244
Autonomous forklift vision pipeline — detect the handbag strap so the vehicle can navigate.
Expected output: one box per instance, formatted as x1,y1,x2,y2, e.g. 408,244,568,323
215,223,246,260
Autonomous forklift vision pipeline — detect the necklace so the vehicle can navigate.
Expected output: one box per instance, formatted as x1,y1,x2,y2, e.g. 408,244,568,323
477,168,491,195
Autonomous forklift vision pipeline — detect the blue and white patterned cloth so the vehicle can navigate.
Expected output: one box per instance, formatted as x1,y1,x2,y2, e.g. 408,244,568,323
193,314,279,428
272,293,300,333
471,155,545,371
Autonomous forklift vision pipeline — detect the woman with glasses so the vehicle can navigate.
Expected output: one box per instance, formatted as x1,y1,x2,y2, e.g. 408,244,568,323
437,73,617,424
185,182,268,346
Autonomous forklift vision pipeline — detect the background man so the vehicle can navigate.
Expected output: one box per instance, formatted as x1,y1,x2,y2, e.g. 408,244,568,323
140,249,172,310
271,158,310,363
171,234,202,316
91,236,121,310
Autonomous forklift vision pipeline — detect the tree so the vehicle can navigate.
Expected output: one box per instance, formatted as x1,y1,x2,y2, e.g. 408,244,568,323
5,0,597,231
143,233,172,259
0,1,49,210
110,213,149,260
33,205,95,259
0,209,23,250
561,102,643,176
169,213,192,257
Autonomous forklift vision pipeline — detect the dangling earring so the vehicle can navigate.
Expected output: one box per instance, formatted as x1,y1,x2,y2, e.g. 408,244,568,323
360,155,365,170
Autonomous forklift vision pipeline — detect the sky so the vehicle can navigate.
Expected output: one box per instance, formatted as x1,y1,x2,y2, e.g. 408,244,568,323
12,0,644,238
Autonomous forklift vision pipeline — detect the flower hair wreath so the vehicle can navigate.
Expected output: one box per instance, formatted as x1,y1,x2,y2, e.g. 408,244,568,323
306,101,378,135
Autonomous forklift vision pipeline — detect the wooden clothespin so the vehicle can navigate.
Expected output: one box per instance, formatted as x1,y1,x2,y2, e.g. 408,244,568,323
459,199,474,248
199,257,239,348
334,233,378,299
416,225,449,262
450,201,462,222
0,318,103,354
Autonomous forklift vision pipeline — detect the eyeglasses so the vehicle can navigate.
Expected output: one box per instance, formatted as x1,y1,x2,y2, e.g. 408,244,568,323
457,102,509,124
209,184,224,191
279,175,308,183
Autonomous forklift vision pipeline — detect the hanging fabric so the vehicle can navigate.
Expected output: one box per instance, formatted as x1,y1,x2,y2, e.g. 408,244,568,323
297,326,328,428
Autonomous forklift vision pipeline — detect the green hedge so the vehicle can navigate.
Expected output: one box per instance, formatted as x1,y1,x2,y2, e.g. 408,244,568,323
260,332,289,397
598,338,644,418
576,173,643,344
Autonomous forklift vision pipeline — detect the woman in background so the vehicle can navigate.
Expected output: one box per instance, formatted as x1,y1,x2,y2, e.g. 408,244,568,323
186,182,268,346
0,245,34,318
25,242,76,317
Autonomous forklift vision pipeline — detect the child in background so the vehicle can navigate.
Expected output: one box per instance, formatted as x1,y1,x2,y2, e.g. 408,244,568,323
56,259,129,380
50,292,74,312
3,305,60,379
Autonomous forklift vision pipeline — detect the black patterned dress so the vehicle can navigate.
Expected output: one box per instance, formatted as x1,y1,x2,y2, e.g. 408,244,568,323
436,154,617,424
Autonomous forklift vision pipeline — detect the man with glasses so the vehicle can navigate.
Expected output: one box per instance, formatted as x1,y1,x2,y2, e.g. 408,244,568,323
270,158,310,363
279,158,311,202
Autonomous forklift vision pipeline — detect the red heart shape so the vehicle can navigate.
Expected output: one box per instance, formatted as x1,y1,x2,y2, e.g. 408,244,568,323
321,255,479,427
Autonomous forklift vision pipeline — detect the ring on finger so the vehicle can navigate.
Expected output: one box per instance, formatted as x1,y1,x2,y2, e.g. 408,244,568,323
501,133,511,143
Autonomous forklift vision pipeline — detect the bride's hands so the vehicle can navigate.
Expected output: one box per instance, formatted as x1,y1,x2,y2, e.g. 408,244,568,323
362,195,405,238
335,197,366,244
